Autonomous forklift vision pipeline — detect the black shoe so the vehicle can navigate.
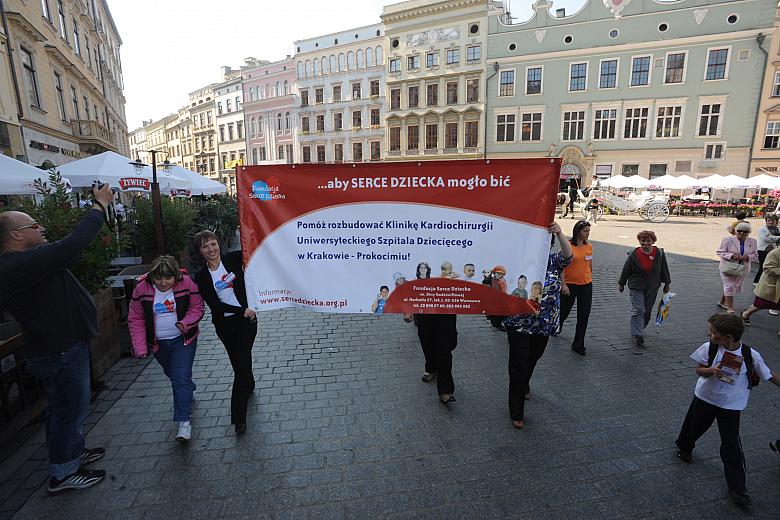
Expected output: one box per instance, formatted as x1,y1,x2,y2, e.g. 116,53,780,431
770,440,780,455
676,449,692,463
729,489,752,508
235,423,246,434
80,447,106,465
571,345,586,356
635,336,644,345
439,393,456,403
421,372,437,383
47,468,106,495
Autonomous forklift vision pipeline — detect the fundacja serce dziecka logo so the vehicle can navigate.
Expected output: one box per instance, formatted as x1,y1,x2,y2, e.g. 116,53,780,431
251,177,285,201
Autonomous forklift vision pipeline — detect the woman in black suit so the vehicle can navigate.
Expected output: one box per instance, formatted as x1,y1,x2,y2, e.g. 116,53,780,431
192,230,257,434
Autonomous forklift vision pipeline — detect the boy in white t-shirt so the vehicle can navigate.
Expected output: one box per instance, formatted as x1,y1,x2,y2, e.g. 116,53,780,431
675,313,780,508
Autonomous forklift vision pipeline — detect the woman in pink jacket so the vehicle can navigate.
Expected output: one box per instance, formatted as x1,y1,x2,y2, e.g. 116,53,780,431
128,256,204,442
717,222,758,314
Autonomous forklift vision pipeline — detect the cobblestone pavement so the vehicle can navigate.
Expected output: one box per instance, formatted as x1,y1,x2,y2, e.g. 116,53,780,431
4,215,780,519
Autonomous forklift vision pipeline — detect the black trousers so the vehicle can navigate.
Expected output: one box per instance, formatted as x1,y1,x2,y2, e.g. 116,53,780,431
214,315,258,424
755,250,769,283
507,330,549,421
675,396,746,493
415,314,457,395
560,283,593,351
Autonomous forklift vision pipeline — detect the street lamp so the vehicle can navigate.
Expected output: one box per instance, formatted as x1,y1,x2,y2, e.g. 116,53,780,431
129,150,167,255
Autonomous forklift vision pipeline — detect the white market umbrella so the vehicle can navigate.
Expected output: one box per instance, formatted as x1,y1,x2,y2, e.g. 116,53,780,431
166,165,226,196
0,154,55,195
744,174,780,189
600,175,651,189
646,175,680,189
696,175,733,189
56,151,191,193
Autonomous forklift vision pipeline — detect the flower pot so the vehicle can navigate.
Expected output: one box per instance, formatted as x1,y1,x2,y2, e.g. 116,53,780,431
90,287,120,378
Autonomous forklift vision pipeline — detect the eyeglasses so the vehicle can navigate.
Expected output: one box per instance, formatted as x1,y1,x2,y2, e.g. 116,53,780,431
12,222,40,231
735,230,749,234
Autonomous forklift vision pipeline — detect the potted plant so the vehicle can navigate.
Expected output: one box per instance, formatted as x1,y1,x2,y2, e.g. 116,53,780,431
128,195,196,265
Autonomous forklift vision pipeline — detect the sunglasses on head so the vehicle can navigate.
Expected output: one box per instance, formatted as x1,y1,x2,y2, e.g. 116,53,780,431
13,222,40,231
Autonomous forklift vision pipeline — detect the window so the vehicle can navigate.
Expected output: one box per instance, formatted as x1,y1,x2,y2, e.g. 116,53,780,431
562,110,585,141
334,113,343,131
217,102,223,115
521,112,542,141
773,72,780,97
73,18,80,56
426,52,439,68
302,116,310,132
390,88,400,110
20,49,41,108
41,0,51,21
655,106,682,138
226,99,232,112
352,111,361,128
85,36,91,67
301,90,309,106
56,0,67,40
599,60,618,89
465,121,478,148
630,56,651,86
426,83,438,106
238,121,244,138
698,104,721,136
445,122,458,149
765,122,780,148
259,147,267,161
425,124,438,149
446,82,458,104
467,79,479,102
208,135,214,148
706,48,729,80
207,112,212,125
595,165,613,178
623,107,649,139
649,164,668,178
407,125,419,150
704,143,725,160
334,144,343,163
315,88,323,103
466,45,481,62
446,48,460,65
317,145,326,163
390,127,401,151
209,158,215,171
407,55,420,70
408,85,419,108
496,114,515,142
353,142,363,161
622,164,639,176
54,72,66,121
352,83,361,99
499,70,514,96
316,115,324,132
569,63,587,91
370,108,380,126
219,125,225,141
389,58,400,73
370,80,380,96
665,52,686,83
370,141,381,160
675,160,692,173
526,67,542,94
252,148,258,164
593,108,618,140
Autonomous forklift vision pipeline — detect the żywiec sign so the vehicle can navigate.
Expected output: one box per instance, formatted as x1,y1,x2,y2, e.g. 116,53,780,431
118,177,151,191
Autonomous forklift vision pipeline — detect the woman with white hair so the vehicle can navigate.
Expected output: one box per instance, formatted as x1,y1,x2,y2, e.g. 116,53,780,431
717,221,758,314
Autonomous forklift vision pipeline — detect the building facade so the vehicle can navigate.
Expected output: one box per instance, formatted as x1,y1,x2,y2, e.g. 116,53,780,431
487,0,774,188
165,107,192,171
188,84,218,179
294,25,385,163
381,0,500,161
215,67,245,194
750,5,780,177
2,0,128,166
0,16,24,159
242,58,296,164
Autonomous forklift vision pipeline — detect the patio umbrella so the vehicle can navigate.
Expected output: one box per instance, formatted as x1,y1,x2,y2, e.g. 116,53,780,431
744,174,780,189
0,153,56,195
56,151,191,193
166,165,226,196
600,175,651,189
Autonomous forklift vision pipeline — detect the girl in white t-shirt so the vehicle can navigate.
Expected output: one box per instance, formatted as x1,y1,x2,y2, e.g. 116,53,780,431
675,313,780,509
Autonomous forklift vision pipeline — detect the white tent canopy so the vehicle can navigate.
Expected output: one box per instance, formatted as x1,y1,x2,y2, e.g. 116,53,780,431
0,154,54,195
167,165,226,196
742,174,780,189
56,151,191,193
600,175,651,189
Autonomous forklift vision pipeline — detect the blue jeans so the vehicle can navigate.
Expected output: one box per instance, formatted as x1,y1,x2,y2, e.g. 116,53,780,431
26,342,91,480
154,336,197,422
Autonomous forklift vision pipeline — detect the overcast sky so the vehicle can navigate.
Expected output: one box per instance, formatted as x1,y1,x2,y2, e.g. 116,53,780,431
108,0,585,130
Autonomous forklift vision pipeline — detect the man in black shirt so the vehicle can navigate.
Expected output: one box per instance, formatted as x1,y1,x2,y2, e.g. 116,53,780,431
0,184,112,495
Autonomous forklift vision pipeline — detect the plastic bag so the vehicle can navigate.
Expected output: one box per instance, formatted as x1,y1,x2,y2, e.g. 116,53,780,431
655,292,676,326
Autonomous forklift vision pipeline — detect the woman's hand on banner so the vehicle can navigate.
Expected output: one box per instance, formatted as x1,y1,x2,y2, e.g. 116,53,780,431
561,284,571,296
549,222,562,235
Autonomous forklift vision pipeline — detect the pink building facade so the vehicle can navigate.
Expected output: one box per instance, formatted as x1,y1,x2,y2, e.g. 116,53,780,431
242,59,298,164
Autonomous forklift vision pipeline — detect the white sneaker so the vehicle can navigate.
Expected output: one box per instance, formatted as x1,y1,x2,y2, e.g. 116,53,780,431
176,420,191,442
770,310,779,316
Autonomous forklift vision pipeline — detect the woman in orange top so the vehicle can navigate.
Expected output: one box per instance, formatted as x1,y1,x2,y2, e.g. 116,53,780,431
560,220,593,355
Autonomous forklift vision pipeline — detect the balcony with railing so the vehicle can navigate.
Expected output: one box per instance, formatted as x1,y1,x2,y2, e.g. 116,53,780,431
70,119,117,154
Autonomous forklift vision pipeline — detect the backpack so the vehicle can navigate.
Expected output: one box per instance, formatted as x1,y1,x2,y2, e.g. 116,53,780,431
707,343,760,389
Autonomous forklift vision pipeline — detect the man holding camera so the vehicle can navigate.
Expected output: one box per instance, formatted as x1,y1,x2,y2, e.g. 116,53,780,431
0,183,113,495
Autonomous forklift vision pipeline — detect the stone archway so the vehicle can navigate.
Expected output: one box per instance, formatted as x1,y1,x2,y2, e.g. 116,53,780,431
558,145,593,189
